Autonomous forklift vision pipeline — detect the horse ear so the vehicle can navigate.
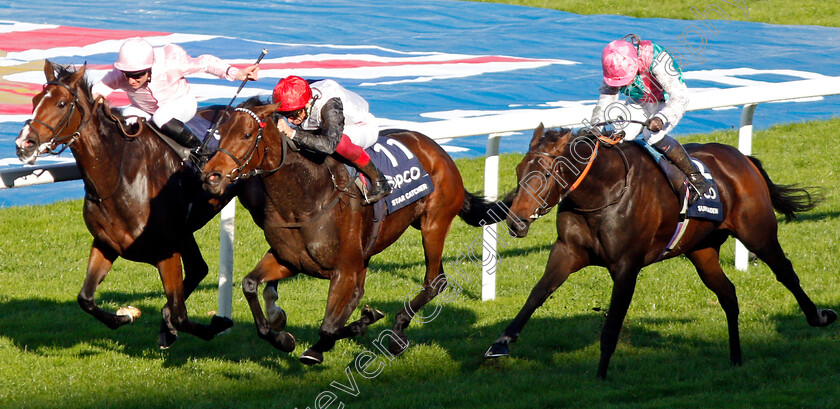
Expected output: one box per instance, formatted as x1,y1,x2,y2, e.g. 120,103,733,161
69,63,87,86
529,123,545,150
43,60,56,82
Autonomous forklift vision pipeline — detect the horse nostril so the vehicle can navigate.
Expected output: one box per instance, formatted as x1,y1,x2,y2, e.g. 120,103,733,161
206,172,221,185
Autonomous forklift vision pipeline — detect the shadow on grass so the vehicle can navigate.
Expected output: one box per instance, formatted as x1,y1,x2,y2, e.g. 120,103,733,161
3,294,840,409
368,241,554,281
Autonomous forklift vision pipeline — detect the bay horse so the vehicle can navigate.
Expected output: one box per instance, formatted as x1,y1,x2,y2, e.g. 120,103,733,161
484,124,836,378
201,98,505,364
15,61,263,347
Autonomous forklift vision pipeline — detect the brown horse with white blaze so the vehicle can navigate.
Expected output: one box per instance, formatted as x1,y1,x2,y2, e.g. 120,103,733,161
484,124,835,379
201,98,507,364
15,61,264,347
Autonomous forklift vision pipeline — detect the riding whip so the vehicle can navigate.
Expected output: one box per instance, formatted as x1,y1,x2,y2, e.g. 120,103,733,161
200,48,269,151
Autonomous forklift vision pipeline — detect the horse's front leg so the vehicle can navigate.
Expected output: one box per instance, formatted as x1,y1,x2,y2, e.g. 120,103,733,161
77,243,139,329
300,267,372,365
158,234,210,348
242,251,296,352
158,254,232,342
485,240,586,359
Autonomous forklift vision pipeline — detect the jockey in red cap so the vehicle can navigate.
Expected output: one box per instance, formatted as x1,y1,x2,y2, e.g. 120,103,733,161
592,34,712,205
273,76,392,204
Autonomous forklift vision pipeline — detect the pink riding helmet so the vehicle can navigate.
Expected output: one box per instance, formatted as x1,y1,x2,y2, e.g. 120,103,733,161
113,37,155,72
601,40,639,87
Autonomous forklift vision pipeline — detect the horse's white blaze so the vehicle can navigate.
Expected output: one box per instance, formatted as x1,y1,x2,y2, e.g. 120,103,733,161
16,90,51,164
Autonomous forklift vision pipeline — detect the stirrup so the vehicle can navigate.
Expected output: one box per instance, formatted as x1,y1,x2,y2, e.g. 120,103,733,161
363,179,392,204
687,173,712,205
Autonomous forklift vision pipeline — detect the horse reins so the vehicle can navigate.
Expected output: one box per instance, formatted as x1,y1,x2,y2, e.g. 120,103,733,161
218,107,356,229
23,80,94,154
528,125,634,216
215,107,293,182
26,78,130,203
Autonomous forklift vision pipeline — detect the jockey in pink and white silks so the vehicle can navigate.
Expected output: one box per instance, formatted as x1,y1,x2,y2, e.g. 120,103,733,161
92,37,259,151
590,34,712,205
272,76,391,204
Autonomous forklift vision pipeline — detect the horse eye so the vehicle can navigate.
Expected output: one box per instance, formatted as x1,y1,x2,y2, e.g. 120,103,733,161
57,100,67,109
244,133,253,139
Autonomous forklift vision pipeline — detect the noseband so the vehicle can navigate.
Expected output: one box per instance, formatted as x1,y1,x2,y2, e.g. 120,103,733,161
24,80,98,154
215,107,288,182
523,134,629,218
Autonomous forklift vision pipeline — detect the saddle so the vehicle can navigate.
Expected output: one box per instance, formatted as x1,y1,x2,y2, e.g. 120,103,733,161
147,110,223,169
629,137,723,259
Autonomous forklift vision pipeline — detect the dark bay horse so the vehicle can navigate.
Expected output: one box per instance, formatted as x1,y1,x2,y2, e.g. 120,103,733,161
15,61,262,347
485,124,836,378
201,98,505,364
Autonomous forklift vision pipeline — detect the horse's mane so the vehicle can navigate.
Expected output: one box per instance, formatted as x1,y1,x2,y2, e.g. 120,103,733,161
539,127,578,149
53,63,95,106
241,96,272,110
52,63,132,127
240,96,287,130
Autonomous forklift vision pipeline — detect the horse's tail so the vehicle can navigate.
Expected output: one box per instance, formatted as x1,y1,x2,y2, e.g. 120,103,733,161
748,156,823,222
458,190,512,227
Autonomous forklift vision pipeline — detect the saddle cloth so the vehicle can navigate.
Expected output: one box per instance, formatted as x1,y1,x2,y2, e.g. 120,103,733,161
632,138,723,222
347,134,434,214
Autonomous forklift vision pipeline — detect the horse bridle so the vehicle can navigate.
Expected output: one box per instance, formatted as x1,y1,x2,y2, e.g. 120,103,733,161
23,80,97,155
524,129,631,218
214,107,290,182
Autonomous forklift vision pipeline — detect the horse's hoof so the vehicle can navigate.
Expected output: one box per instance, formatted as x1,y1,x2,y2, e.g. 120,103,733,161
484,341,509,359
266,306,287,332
158,318,178,349
274,331,296,353
116,306,142,324
158,331,178,349
210,315,234,333
362,305,385,324
387,331,409,356
300,348,324,366
818,309,837,327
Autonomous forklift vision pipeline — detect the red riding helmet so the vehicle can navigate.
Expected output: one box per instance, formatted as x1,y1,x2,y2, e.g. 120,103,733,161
273,76,312,112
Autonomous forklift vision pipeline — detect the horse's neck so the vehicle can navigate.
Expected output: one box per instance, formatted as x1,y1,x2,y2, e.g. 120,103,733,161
73,111,180,201
564,143,630,210
263,150,346,213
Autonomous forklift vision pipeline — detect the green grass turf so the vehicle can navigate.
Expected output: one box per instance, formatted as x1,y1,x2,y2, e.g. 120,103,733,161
0,117,838,408
468,0,840,28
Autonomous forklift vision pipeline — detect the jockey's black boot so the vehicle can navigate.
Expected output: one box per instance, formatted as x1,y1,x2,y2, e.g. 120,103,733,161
160,118,201,149
652,135,713,205
358,162,392,204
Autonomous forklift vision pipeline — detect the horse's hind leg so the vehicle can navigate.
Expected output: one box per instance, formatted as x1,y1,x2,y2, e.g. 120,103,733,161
387,218,456,357
686,247,742,366
262,280,285,331
77,243,136,329
242,251,296,352
596,266,641,380
159,234,210,348
157,254,232,342
736,226,836,327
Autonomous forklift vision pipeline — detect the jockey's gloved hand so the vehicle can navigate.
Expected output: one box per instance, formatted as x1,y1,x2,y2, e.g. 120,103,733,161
648,117,664,133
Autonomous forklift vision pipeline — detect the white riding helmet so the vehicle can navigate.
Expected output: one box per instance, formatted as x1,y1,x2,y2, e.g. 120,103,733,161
113,37,155,72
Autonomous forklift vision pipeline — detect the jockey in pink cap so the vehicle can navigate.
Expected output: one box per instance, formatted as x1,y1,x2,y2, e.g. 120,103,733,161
591,34,712,205
272,76,391,204
92,37,259,154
